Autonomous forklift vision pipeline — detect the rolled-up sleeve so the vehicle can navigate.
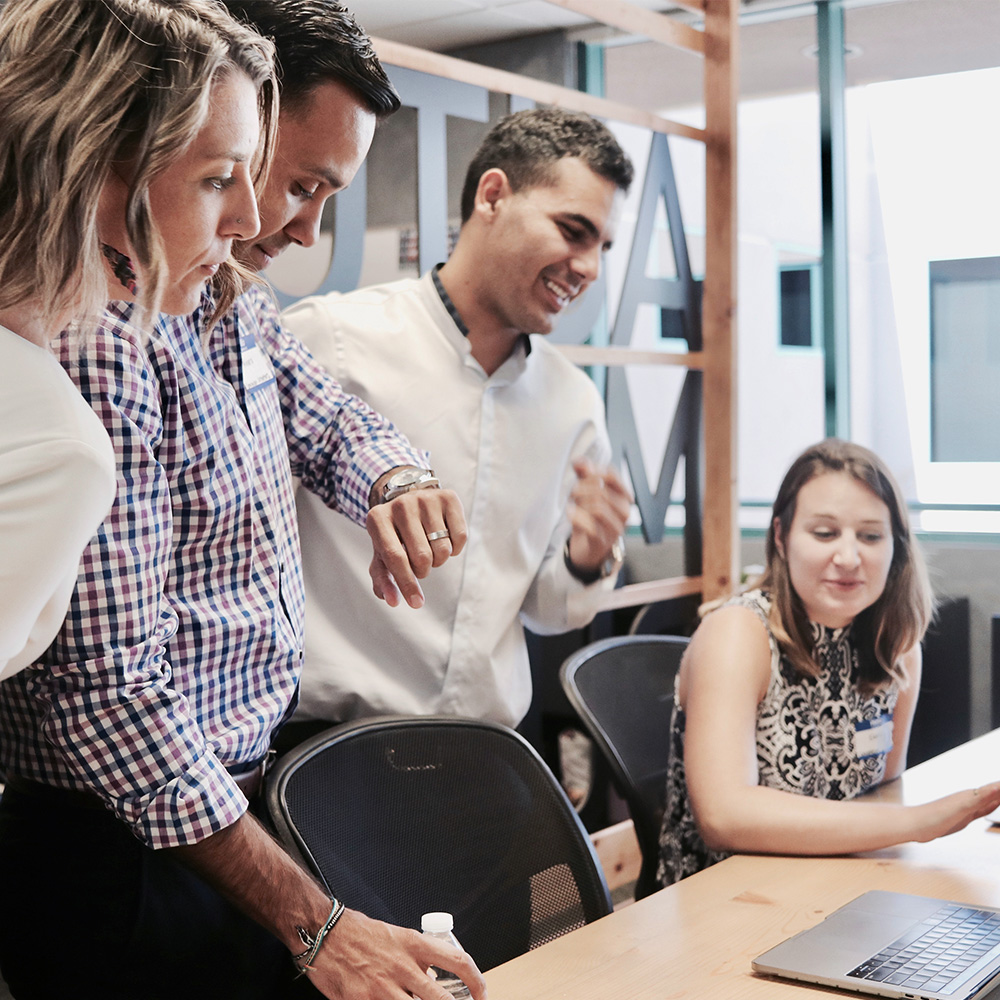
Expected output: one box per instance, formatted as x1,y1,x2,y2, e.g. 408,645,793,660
21,318,248,848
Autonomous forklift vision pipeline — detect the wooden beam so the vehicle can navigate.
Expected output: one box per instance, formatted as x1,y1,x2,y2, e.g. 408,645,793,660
556,346,705,369
545,0,705,55
592,576,703,613
371,37,707,142
700,0,740,601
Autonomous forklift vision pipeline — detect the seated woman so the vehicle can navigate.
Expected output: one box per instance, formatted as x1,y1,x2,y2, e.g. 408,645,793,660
657,438,1000,887
0,0,274,680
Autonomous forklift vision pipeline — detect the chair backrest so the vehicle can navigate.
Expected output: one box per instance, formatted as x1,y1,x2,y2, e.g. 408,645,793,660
265,715,612,972
560,634,689,899
628,596,700,636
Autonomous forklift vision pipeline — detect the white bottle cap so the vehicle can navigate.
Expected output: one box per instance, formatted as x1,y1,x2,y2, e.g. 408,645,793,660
421,911,455,933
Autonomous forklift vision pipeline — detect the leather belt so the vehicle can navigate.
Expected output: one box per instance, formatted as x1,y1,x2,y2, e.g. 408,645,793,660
230,760,267,800
4,753,272,808
227,749,275,801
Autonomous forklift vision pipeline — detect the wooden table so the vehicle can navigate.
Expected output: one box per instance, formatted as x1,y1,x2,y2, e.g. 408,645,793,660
484,729,1000,999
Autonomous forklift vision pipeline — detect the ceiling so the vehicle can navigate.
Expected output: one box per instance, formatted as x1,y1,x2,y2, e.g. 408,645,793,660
608,0,1000,110
343,0,675,51
344,0,1000,108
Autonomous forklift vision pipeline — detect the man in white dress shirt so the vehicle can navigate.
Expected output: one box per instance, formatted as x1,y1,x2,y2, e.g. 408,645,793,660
281,108,634,737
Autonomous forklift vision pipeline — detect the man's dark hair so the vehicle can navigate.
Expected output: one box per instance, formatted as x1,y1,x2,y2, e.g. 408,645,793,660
459,107,634,223
221,0,400,116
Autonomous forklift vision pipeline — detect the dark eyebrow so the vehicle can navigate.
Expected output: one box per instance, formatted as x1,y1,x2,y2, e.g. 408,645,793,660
562,213,599,239
808,512,889,525
561,212,614,250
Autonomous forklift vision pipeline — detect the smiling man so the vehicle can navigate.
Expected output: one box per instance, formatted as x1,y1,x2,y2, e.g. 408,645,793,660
280,108,635,740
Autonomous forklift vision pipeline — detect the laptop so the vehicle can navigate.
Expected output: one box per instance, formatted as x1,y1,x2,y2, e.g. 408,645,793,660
752,890,1000,1000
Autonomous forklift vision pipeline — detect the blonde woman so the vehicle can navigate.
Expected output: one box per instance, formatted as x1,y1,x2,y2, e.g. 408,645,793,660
0,3,485,999
0,0,275,681
0,0,279,995
658,438,1000,887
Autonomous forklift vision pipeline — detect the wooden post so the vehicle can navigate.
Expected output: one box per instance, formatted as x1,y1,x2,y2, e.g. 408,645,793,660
702,0,740,601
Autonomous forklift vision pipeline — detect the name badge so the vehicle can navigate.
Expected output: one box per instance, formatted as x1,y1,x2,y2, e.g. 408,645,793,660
240,330,276,394
855,714,894,759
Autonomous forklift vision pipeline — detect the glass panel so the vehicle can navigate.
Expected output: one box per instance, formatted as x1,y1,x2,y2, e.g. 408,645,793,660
929,257,1000,463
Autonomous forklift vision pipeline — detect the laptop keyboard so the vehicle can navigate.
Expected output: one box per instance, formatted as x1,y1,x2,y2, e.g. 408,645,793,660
848,903,1000,995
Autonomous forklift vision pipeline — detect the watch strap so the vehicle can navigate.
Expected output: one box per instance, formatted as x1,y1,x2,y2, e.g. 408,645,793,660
563,537,624,585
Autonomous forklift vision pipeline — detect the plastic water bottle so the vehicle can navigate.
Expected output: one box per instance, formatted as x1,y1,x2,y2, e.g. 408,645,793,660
421,911,473,999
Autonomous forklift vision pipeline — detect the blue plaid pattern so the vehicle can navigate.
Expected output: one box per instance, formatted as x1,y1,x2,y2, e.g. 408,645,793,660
0,284,424,848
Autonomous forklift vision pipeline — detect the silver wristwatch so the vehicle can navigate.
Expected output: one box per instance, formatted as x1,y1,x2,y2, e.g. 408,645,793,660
379,467,440,504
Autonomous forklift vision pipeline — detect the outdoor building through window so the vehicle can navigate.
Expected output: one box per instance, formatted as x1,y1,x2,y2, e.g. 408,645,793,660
929,256,1000,463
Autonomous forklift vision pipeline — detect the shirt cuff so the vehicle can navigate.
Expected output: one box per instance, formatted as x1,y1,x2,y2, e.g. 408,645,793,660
341,442,432,524
122,752,249,849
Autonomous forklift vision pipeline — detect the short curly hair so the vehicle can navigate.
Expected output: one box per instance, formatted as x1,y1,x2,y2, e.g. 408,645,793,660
459,107,634,224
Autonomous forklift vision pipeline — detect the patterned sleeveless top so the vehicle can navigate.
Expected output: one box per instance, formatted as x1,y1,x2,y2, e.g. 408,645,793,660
656,589,899,887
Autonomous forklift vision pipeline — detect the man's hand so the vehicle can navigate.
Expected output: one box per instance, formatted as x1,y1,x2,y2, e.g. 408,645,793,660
565,458,632,575
306,907,487,1000
366,481,467,609
171,814,486,1000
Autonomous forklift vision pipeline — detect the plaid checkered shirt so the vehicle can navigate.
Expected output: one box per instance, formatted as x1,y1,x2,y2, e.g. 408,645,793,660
0,284,425,848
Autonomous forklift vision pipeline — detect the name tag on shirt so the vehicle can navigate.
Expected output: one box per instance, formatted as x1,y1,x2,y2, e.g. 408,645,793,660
855,714,894,759
240,330,276,394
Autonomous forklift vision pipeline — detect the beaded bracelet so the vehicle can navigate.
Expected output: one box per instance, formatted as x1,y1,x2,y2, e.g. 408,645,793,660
293,897,346,977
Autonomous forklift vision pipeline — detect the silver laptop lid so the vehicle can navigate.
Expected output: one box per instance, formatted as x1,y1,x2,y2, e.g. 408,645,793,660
752,891,1000,1000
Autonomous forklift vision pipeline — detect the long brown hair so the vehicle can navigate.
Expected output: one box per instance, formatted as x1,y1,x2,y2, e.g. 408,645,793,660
755,438,933,687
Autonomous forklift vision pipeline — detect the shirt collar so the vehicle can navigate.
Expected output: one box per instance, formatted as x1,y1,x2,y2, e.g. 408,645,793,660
810,618,853,649
430,264,531,357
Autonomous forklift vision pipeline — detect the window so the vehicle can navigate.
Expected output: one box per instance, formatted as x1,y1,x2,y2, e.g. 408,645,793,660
779,264,820,349
929,256,1000,462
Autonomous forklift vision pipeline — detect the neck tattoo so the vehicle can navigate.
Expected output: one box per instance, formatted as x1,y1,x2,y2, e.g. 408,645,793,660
101,243,139,296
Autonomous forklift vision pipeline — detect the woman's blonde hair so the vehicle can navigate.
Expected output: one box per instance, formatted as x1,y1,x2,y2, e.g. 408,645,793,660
0,0,277,332
754,438,934,688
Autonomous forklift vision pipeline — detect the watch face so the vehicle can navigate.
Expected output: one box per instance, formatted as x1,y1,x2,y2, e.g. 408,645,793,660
389,469,424,488
380,468,438,504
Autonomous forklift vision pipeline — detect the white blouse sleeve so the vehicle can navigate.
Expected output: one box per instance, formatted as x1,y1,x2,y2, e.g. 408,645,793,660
0,330,116,679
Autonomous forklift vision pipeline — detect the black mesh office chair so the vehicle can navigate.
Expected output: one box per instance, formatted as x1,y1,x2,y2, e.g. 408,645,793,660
627,596,700,637
560,634,689,899
265,715,612,972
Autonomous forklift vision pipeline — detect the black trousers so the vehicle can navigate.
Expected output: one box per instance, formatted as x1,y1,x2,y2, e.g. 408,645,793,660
0,782,320,1000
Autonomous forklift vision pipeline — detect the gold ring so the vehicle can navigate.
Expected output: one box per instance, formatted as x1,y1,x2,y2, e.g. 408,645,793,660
426,529,450,542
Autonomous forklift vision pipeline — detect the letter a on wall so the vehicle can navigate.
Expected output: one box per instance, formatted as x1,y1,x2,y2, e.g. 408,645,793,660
605,132,703,549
